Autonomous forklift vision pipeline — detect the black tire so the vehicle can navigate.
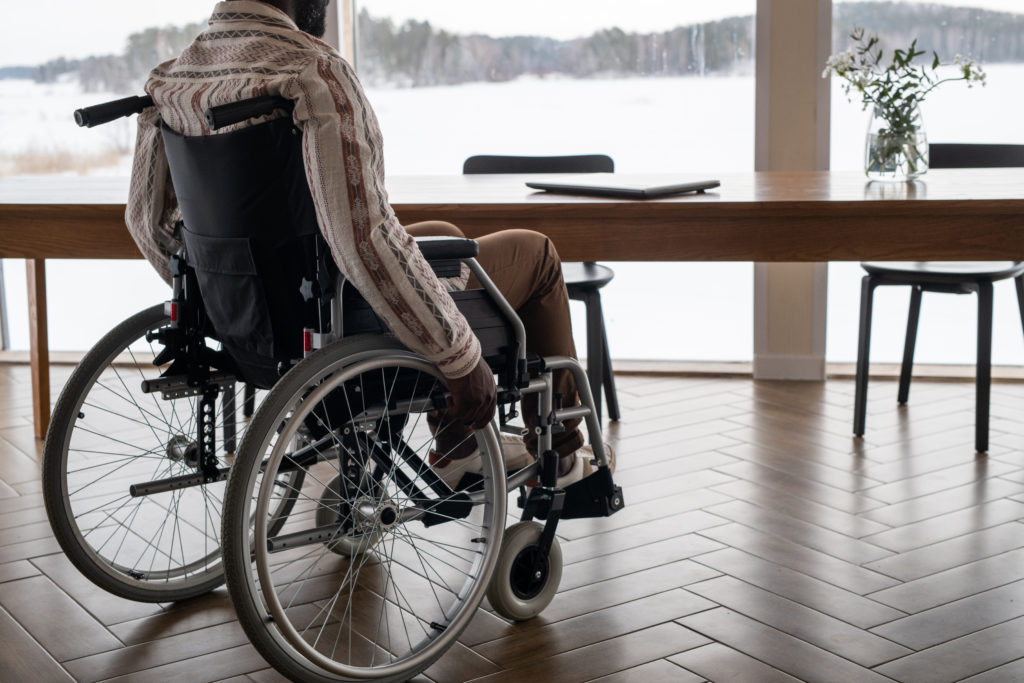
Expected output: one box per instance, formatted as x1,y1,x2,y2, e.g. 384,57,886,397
42,305,268,601
222,334,507,682
486,521,562,621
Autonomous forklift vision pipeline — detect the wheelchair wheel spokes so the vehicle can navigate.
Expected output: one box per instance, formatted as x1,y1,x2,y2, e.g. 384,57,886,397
223,337,506,682
43,305,263,601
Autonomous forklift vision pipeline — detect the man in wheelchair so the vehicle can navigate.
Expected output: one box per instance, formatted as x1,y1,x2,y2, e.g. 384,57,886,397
125,0,608,487
46,2,623,680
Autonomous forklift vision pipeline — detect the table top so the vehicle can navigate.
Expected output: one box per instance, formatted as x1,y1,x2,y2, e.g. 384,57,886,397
2,170,1023,261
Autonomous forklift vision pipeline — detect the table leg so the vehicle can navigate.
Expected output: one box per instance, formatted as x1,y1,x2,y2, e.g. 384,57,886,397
27,259,49,440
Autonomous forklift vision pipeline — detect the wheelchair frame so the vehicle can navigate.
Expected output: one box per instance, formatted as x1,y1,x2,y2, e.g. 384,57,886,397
42,93,625,682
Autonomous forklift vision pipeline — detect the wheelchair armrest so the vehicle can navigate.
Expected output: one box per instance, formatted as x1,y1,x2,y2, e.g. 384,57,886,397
414,236,479,261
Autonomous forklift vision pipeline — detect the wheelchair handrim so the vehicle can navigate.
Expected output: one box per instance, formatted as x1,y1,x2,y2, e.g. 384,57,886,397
249,351,507,679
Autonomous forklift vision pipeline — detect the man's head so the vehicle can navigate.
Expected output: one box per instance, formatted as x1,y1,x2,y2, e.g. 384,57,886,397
293,0,330,38
238,0,330,37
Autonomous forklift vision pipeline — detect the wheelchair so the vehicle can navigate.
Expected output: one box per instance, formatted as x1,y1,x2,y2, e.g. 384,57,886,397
47,94,624,682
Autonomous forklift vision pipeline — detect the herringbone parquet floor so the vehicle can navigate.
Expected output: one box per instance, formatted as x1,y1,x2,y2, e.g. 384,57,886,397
3,361,1024,682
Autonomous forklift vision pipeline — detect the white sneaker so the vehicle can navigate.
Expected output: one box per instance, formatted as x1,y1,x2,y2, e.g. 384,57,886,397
555,443,616,488
430,433,535,489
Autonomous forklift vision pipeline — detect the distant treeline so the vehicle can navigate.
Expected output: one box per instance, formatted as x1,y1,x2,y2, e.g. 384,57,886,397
833,4,1024,61
24,22,204,93
8,3,1024,93
356,10,753,86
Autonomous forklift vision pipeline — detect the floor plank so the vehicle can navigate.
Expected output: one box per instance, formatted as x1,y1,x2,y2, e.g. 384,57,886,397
0,574,123,662
0,605,74,682
669,643,803,683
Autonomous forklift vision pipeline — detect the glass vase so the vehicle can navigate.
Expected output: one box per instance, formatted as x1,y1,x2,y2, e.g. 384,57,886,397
864,106,928,182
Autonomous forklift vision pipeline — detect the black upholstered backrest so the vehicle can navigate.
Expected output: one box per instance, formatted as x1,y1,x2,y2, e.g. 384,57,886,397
162,116,332,377
929,143,1024,169
462,154,614,174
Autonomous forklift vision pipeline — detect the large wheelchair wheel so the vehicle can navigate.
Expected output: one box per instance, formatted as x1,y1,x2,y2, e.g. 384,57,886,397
42,304,283,602
222,335,507,683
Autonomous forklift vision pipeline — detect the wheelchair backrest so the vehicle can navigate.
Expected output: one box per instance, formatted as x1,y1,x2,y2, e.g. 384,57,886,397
160,104,523,391
161,115,334,377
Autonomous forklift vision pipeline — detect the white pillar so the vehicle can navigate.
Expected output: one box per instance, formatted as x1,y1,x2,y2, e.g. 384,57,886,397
325,0,356,64
753,0,832,380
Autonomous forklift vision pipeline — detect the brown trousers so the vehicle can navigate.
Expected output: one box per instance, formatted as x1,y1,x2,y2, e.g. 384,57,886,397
406,222,584,457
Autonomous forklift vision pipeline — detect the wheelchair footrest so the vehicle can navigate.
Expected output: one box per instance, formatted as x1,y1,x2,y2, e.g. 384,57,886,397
518,467,624,520
561,469,624,519
129,466,230,496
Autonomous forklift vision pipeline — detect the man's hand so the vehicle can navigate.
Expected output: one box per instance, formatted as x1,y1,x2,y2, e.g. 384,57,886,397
445,358,496,430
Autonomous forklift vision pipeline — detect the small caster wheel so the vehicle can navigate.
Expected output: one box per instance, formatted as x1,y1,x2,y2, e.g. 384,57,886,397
487,521,562,621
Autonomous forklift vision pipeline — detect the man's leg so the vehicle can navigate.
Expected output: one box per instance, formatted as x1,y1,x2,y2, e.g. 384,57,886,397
471,230,585,466
405,221,465,239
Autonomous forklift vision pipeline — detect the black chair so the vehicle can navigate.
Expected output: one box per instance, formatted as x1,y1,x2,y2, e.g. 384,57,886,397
853,143,1024,453
463,154,621,422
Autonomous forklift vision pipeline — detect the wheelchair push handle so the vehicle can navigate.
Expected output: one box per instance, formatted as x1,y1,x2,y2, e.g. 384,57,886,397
74,95,154,128
205,95,293,130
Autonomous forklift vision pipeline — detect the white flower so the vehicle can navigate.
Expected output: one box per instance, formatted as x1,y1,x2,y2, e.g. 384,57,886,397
822,48,857,78
825,29,986,123
953,54,987,86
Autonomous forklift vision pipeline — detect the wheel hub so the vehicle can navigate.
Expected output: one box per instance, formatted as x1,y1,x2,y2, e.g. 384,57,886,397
509,546,548,600
166,435,199,467
353,497,400,533
316,475,391,556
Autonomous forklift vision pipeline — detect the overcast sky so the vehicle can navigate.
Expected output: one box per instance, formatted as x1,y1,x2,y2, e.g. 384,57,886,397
3,0,1022,66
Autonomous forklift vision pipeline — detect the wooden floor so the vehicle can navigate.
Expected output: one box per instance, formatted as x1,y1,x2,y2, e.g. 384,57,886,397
3,362,1024,682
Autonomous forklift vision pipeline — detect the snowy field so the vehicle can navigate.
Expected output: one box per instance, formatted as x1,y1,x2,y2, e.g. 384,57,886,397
0,78,135,175
3,66,1024,364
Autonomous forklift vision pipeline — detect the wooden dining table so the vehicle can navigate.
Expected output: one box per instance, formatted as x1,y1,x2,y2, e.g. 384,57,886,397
2,169,1024,437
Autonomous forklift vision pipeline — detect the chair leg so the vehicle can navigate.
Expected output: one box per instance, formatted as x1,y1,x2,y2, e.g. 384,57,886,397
897,285,923,405
601,323,620,421
854,275,876,437
583,290,605,423
976,281,993,453
1014,275,1024,338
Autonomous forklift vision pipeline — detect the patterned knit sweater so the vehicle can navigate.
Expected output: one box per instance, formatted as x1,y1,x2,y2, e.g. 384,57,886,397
126,0,480,378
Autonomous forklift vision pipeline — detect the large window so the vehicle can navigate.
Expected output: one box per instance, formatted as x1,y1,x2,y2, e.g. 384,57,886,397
827,0,1024,366
4,1,757,362
1,2,215,351
357,0,757,361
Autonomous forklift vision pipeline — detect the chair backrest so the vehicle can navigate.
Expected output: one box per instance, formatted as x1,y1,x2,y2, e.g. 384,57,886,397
162,115,333,380
462,154,614,174
929,143,1024,169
